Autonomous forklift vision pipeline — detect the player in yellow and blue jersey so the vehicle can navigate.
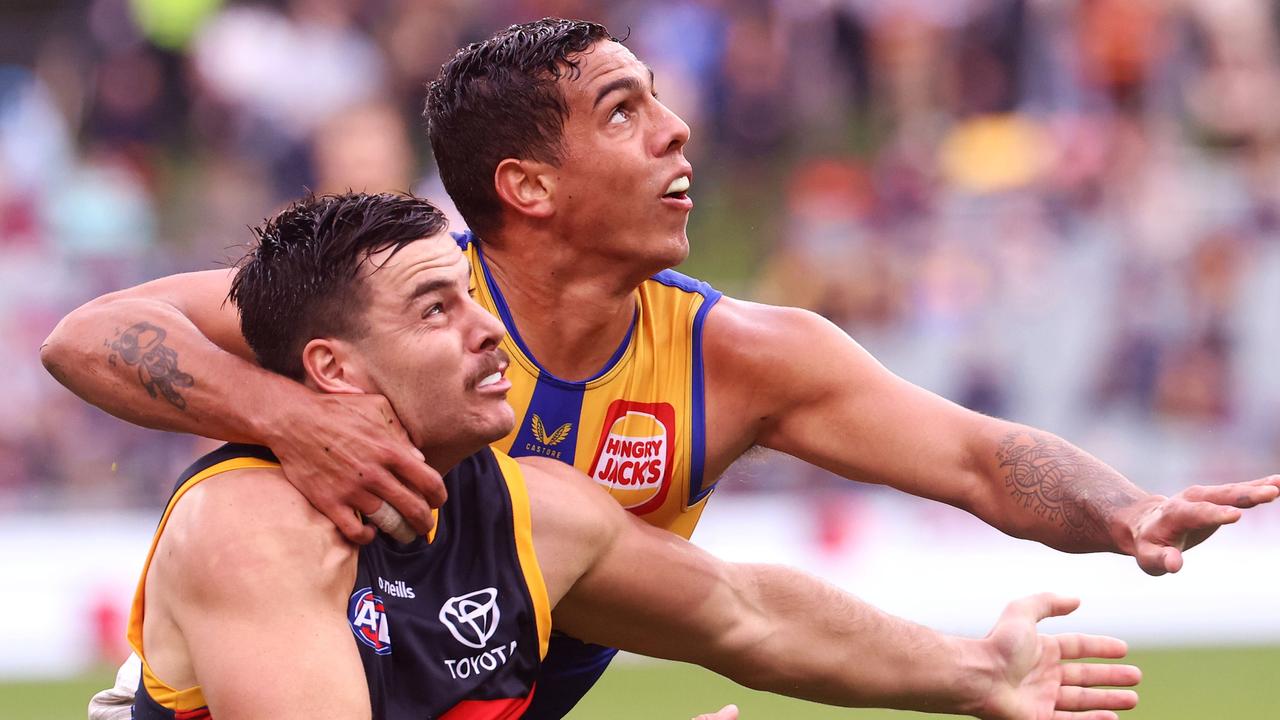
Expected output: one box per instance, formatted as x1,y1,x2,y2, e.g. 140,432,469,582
44,17,1280,720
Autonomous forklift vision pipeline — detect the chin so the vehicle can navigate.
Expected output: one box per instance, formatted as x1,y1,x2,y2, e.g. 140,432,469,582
655,232,690,269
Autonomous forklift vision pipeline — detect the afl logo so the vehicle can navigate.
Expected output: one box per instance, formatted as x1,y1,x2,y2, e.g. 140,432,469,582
439,587,501,649
587,401,676,514
349,588,391,655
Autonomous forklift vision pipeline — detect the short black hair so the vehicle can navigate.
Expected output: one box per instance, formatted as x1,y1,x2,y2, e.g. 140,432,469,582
229,192,448,380
424,18,617,239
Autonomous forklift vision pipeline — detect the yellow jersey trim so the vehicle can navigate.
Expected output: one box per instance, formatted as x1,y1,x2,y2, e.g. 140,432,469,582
127,456,282,711
493,450,552,660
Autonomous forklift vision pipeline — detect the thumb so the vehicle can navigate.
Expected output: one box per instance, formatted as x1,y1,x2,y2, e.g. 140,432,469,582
693,704,739,720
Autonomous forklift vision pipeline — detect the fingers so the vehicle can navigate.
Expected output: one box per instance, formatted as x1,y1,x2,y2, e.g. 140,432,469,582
1007,593,1081,623
387,451,447,508
1168,499,1242,528
1054,633,1129,661
692,705,739,720
325,502,376,544
1052,711,1121,720
1056,686,1139,712
1179,480,1280,509
370,471,438,536
1134,543,1181,576
1059,660,1141,686
366,501,419,544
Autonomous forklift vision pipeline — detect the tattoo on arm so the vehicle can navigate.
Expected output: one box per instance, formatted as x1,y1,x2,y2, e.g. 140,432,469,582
996,431,1142,544
106,322,195,410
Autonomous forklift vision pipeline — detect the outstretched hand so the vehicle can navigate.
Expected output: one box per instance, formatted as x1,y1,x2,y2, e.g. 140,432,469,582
1130,475,1280,576
980,594,1140,720
268,391,446,544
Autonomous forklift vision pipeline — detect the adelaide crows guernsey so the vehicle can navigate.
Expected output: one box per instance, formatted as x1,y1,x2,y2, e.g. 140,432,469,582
460,232,723,539
128,443,550,720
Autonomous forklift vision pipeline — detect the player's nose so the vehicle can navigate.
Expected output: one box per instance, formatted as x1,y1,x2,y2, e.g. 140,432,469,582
653,99,691,157
469,301,506,352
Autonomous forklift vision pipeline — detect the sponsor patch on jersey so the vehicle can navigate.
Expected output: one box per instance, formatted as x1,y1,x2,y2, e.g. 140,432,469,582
439,587,501,649
349,587,391,655
587,401,676,513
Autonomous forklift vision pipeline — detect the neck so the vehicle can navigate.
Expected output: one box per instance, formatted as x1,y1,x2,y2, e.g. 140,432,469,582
480,224,651,381
422,447,469,478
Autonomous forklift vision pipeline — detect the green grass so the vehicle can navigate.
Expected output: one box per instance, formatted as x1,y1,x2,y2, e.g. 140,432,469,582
567,646,1280,719
0,668,117,720
6,646,1277,719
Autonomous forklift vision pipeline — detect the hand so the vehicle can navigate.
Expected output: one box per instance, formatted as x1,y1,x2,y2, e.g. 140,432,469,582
980,594,1140,720
1130,475,1280,575
692,705,738,720
266,391,446,544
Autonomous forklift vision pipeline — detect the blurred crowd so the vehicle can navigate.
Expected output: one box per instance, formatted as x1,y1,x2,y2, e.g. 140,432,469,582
3,0,1280,511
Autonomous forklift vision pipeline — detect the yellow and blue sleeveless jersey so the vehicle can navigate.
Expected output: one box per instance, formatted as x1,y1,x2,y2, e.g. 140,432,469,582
128,443,551,720
459,232,723,540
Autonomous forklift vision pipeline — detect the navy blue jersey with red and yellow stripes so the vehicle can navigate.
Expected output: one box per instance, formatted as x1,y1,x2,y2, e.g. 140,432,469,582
128,443,551,720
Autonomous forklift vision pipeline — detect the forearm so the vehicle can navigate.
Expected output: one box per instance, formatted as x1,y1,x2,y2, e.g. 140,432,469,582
716,564,992,714
41,296,307,444
970,424,1161,555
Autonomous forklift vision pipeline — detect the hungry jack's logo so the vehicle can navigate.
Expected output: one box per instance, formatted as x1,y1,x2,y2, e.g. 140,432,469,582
587,401,676,514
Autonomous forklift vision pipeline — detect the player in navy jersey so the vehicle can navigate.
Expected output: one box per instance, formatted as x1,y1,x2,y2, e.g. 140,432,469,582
45,18,1280,720
94,192,1140,720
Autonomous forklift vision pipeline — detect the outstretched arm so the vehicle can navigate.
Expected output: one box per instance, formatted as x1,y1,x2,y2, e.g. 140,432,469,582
704,298,1280,575
522,459,1140,719
40,269,442,542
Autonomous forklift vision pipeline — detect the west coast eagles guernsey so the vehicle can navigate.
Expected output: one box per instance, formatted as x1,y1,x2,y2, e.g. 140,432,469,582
128,443,551,720
459,231,724,719
460,231,723,539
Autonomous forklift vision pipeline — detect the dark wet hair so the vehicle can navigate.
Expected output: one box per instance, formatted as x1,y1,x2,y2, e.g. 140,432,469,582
228,192,448,380
424,18,617,238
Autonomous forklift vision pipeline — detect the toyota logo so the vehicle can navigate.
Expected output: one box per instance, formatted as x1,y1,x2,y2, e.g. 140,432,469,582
439,587,501,649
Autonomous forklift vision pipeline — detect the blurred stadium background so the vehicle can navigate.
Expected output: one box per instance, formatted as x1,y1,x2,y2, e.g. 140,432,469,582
3,0,1280,717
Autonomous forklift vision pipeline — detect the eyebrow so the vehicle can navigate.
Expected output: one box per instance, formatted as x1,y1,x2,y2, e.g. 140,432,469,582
407,278,454,307
406,265,472,307
592,67,656,109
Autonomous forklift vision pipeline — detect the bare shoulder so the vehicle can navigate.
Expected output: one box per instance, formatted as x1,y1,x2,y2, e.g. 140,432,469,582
703,296,847,374
158,466,354,598
701,297,861,435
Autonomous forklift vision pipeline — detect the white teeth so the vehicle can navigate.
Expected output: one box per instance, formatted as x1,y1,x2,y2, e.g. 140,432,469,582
477,372,502,388
665,176,690,195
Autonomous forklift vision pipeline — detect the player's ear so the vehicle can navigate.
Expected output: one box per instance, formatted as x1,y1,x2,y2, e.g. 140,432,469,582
302,338,369,394
494,158,555,221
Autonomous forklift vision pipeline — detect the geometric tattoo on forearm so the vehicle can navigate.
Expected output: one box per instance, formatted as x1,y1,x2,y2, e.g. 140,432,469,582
996,431,1141,544
106,321,194,410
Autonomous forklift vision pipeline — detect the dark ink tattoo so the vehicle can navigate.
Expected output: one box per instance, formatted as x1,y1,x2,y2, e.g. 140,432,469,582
107,322,194,410
996,431,1142,544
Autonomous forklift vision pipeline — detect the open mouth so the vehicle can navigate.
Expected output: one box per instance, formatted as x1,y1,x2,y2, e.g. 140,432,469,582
663,175,691,201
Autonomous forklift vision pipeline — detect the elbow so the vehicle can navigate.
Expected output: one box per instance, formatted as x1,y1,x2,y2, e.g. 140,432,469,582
40,293,121,387
40,318,76,386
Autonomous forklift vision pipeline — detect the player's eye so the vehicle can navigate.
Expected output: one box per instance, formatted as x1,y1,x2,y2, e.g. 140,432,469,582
608,106,629,124
423,302,444,318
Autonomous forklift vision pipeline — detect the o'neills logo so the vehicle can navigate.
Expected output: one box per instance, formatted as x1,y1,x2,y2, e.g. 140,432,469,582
587,401,676,514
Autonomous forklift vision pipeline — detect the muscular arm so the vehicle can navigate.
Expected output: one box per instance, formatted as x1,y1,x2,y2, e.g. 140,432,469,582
39,270,442,542
148,468,367,719
40,269,269,439
520,457,1138,717
704,298,1279,573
